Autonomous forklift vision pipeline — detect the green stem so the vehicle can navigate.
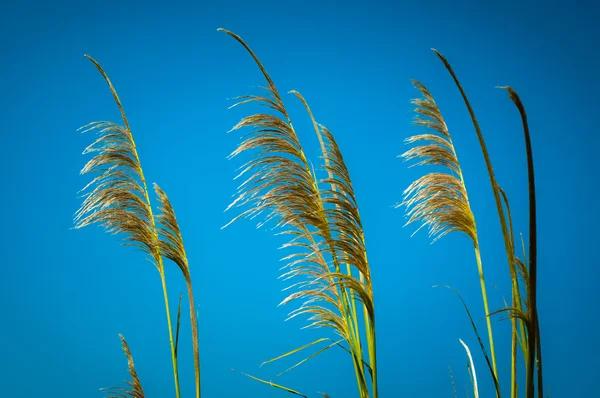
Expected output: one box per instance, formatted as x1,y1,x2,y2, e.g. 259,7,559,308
159,271,181,398
511,316,517,398
536,326,543,398
368,315,378,398
290,119,368,396
434,51,535,396
445,107,498,394
474,245,498,378
186,279,202,398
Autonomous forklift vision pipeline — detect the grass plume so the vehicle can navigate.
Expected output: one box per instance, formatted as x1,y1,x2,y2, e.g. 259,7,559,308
101,335,146,398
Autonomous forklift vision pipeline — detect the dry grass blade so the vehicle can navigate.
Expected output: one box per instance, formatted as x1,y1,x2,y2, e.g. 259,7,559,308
154,183,202,398
101,334,145,398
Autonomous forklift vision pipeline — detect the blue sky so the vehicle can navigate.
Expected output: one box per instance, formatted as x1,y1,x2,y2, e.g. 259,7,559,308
1,0,598,397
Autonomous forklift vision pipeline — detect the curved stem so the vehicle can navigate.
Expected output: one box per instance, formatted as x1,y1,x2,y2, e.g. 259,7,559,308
433,50,528,394
502,86,540,398
84,55,181,398
474,245,498,377
511,317,517,398
159,271,181,398
186,278,201,398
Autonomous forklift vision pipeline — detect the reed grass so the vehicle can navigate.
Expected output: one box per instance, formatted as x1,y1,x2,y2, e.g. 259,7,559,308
73,31,544,398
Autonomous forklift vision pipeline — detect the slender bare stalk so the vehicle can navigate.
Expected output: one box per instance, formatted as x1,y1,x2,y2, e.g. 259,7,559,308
511,317,517,398
499,185,525,397
499,86,541,398
536,328,543,398
474,245,497,376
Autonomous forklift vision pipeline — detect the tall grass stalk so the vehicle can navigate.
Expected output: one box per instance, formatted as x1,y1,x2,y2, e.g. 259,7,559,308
431,51,529,392
499,86,542,398
75,55,181,398
75,56,202,398
400,79,499,386
402,50,543,398
434,50,542,397
219,28,377,398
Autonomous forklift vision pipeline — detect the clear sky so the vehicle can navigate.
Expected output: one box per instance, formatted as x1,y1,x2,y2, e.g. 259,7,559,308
1,0,598,397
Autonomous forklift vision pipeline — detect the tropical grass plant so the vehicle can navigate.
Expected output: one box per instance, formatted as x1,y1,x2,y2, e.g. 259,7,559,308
219,28,377,398
72,30,545,398
74,56,201,398
400,51,543,398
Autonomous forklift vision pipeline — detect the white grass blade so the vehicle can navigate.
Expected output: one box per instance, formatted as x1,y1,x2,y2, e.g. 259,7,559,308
459,338,479,398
